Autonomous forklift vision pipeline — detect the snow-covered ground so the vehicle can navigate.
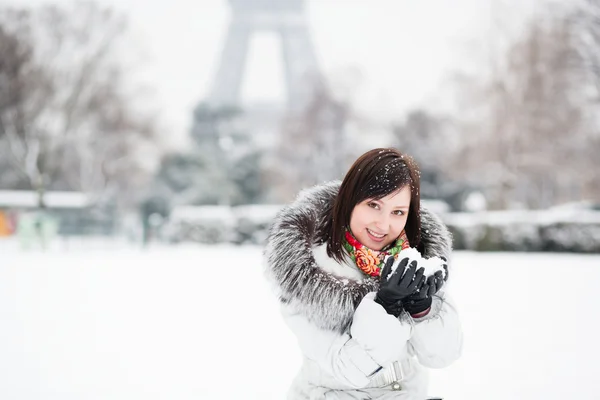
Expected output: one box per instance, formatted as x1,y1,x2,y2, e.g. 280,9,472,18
1,242,599,400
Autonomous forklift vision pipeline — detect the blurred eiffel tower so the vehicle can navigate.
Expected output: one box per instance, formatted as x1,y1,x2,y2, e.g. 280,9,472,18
195,0,336,203
207,0,321,112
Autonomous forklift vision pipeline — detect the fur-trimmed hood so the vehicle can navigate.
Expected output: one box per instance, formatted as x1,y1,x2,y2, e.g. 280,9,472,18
264,181,453,334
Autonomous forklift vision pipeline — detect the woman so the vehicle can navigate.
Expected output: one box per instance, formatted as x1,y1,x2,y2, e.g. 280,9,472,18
264,148,462,399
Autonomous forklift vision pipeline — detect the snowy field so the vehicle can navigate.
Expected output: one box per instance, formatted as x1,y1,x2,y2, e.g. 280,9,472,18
1,241,599,400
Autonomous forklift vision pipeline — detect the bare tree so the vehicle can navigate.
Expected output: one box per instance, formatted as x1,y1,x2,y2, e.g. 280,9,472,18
0,10,52,200
391,110,460,198
273,81,357,200
452,10,594,208
572,0,600,100
0,3,161,208
570,0,600,200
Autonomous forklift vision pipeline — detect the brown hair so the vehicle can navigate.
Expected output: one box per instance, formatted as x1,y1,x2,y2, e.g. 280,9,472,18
325,148,422,263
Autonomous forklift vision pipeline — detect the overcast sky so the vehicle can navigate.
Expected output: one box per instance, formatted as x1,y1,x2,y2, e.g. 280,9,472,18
15,0,542,147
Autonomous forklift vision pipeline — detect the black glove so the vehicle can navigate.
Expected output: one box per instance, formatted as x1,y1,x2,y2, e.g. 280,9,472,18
375,257,425,317
402,260,447,315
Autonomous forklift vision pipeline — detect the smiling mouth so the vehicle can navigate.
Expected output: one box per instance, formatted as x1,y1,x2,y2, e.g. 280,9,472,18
367,228,386,239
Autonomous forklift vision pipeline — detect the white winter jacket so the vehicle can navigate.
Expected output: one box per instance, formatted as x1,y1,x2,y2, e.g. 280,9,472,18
264,182,463,400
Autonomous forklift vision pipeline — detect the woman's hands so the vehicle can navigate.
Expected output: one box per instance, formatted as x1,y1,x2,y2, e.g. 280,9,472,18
402,259,448,316
374,257,425,317
375,255,449,317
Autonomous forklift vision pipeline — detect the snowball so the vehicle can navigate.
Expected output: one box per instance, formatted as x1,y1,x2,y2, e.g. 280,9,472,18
384,247,446,282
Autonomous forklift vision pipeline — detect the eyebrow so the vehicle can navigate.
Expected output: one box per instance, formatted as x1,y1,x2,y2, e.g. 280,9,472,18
369,199,410,209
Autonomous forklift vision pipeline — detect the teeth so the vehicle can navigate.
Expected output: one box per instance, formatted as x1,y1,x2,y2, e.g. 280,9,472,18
367,228,385,238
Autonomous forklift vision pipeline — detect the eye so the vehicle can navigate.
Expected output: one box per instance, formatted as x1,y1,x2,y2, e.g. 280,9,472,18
367,202,379,209
392,210,405,216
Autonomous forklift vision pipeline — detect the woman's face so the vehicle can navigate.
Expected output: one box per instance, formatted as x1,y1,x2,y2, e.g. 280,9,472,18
349,186,411,251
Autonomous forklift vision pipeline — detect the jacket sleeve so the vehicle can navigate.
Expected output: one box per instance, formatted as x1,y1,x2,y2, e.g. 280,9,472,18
406,291,463,368
282,293,413,389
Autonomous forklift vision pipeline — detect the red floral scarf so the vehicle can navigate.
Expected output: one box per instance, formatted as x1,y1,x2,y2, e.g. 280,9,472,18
343,230,410,277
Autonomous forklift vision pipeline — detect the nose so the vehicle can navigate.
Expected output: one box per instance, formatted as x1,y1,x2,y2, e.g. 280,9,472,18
374,213,390,232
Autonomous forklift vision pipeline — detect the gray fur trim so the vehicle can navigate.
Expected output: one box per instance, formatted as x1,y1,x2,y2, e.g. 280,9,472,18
263,181,453,334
